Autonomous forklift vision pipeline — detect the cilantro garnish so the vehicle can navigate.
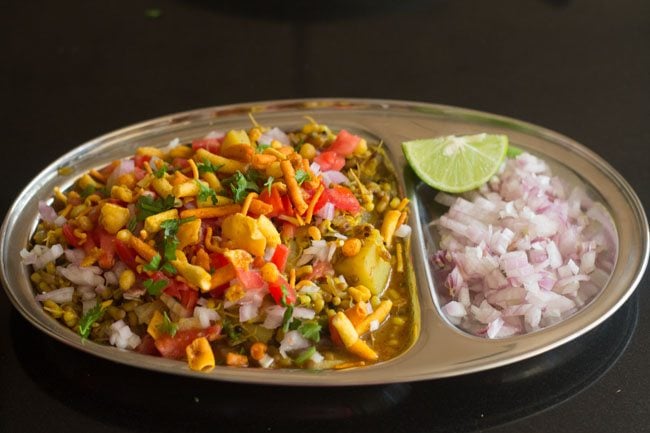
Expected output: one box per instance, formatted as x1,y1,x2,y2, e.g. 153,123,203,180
295,169,310,186
263,176,274,195
294,346,317,365
197,158,223,175
256,143,271,154
127,217,138,233
159,217,195,261
195,180,218,204
78,303,107,339
136,195,176,221
298,321,322,343
153,163,169,178
225,171,260,203
282,305,294,332
143,254,161,272
144,278,168,296
157,311,178,337
161,262,177,274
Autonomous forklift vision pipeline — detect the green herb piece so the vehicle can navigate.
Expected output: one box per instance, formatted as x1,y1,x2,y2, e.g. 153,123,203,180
159,217,195,262
161,262,177,274
153,163,168,178
197,158,223,174
280,285,291,307
143,278,168,296
78,303,106,339
127,217,138,233
295,169,310,186
136,195,175,221
160,217,196,239
158,311,178,337
282,305,294,332
294,346,317,365
226,171,260,203
143,254,161,272
256,143,271,154
263,176,274,195
80,185,96,198
298,321,322,343
222,318,246,345
195,180,218,204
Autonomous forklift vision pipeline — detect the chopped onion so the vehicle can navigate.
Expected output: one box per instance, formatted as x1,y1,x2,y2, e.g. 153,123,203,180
35,287,74,304
436,153,613,338
279,330,310,357
38,201,58,223
259,127,290,146
394,224,412,238
194,306,220,328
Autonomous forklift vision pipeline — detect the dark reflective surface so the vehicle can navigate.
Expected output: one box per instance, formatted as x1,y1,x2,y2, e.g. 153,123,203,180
10,293,637,433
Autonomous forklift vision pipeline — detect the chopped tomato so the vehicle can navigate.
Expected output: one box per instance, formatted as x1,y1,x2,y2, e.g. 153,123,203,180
268,278,296,305
180,289,199,312
172,157,190,170
115,239,138,271
314,150,345,171
209,252,229,269
154,325,221,359
236,270,265,289
62,223,81,248
133,167,147,181
270,244,289,272
281,194,294,216
259,187,284,217
327,129,362,156
133,155,151,169
314,185,361,215
163,280,197,310
96,228,116,269
192,138,221,154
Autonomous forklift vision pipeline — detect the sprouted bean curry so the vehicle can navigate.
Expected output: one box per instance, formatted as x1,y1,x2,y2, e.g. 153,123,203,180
23,117,415,372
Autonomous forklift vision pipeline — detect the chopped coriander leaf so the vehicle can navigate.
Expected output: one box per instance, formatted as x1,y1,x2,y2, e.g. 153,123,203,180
143,254,162,272
280,285,291,307
153,163,168,178
282,305,294,332
256,143,271,154
163,237,179,262
143,278,168,296
80,185,96,198
197,158,223,174
161,262,177,274
127,217,138,233
160,217,196,239
78,302,107,339
226,171,260,203
294,346,317,365
158,312,178,337
136,195,175,221
295,169,310,186
264,176,274,195
298,321,322,342
195,180,218,204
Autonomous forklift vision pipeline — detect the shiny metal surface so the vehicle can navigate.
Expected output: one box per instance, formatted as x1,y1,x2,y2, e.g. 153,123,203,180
1,99,647,386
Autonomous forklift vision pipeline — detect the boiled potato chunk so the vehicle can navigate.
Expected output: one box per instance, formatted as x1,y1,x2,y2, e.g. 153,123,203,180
334,229,391,295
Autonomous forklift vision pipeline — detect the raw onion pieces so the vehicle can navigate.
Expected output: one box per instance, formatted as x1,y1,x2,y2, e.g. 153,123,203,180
433,153,616,338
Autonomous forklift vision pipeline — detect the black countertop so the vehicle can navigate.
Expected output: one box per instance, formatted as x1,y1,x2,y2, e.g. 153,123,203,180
2,1,648,432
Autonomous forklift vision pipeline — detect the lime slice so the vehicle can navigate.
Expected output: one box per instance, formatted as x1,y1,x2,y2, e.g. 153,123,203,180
402,133,508,193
